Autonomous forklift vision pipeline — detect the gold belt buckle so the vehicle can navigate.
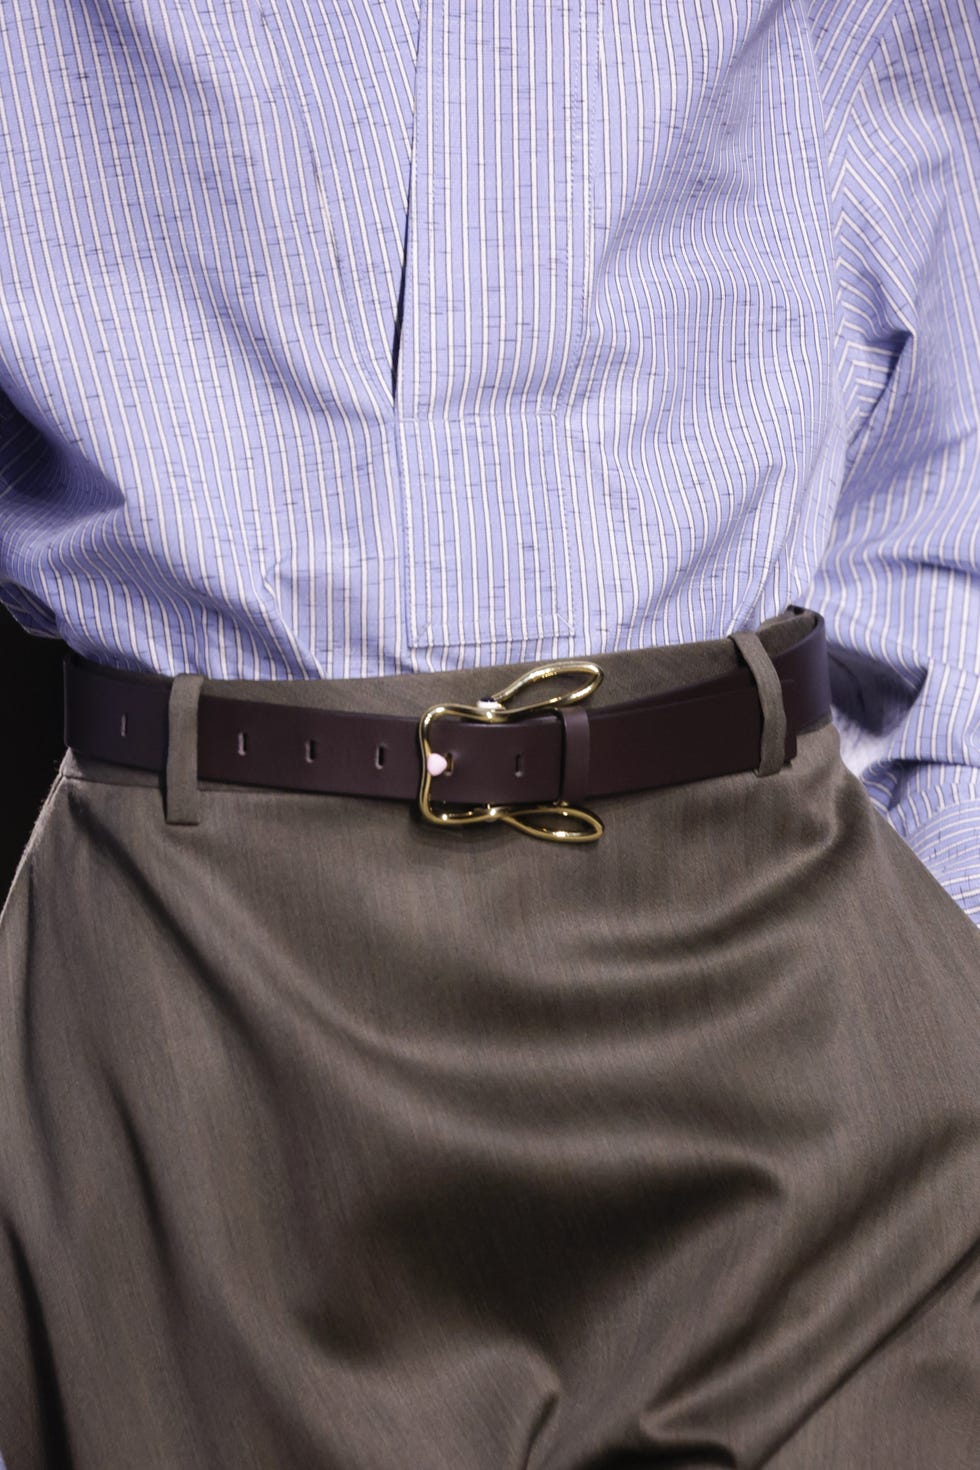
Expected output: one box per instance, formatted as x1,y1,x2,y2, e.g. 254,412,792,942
417,662,604,842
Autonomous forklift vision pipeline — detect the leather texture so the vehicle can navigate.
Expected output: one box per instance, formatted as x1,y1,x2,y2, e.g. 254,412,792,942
63,609,832,806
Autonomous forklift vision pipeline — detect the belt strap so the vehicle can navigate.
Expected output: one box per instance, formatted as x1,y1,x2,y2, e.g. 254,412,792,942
63,613,832,806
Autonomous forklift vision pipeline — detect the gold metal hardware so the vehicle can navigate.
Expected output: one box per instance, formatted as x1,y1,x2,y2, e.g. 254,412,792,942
417,661,604,842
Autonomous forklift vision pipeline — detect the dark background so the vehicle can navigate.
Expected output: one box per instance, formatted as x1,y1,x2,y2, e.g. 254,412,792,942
0,606,66,900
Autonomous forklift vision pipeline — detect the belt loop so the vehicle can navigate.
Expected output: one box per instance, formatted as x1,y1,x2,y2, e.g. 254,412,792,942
730,630,787,777
558,705,591,805
165,674,205,825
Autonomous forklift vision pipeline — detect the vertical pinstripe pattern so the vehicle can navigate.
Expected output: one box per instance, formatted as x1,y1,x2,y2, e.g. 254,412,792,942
0,1,978,916
806,0,980,921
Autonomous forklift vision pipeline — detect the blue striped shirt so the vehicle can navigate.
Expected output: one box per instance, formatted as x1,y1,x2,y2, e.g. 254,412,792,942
0,1,978,920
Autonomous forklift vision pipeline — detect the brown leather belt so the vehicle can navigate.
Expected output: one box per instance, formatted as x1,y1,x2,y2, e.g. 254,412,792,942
64,610,832,829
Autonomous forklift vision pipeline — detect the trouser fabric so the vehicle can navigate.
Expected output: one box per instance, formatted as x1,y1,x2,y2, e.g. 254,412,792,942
1,608,978,1468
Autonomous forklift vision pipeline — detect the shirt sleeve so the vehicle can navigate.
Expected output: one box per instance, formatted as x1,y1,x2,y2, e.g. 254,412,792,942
804,0,980,924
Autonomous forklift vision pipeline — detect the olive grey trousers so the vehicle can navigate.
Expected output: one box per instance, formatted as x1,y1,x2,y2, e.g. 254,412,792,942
1,609,978,1468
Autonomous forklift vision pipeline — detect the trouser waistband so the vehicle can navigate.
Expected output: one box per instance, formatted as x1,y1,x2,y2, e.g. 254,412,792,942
62,605,832,832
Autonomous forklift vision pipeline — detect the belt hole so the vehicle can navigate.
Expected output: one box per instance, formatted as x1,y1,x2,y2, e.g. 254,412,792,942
119,713,128,738
237,732,247,756
514,753,524,777
375,744,386,770
305,739,317,764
